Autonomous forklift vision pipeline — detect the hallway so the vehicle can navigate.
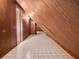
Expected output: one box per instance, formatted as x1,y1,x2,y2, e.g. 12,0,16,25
2,32,74,59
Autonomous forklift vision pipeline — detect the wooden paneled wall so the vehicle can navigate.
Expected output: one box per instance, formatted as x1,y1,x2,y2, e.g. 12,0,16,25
0,0,17,58
23,15,37,35
37,24,42,31
22,19,30,39
17,0,79,58
30,20,36,34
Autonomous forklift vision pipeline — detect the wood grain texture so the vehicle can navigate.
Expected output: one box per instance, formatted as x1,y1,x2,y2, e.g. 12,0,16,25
17,0,79,58
0,0,17,58
22,19,30,39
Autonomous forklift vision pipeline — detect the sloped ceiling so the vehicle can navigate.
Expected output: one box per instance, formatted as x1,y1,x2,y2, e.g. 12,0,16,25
17,0,79,58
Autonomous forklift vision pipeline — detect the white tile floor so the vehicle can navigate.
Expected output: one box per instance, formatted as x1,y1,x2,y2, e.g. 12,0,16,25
2,32,74,59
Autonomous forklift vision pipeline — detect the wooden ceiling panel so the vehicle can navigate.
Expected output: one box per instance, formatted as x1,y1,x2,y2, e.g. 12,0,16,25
17,0,79,58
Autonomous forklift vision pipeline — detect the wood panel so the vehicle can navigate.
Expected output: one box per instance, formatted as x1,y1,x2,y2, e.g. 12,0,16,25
22,19,30,39
37,24,42,31
0,0,17,58
17,0,79,58
23,14,37,35
30,20,36,34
